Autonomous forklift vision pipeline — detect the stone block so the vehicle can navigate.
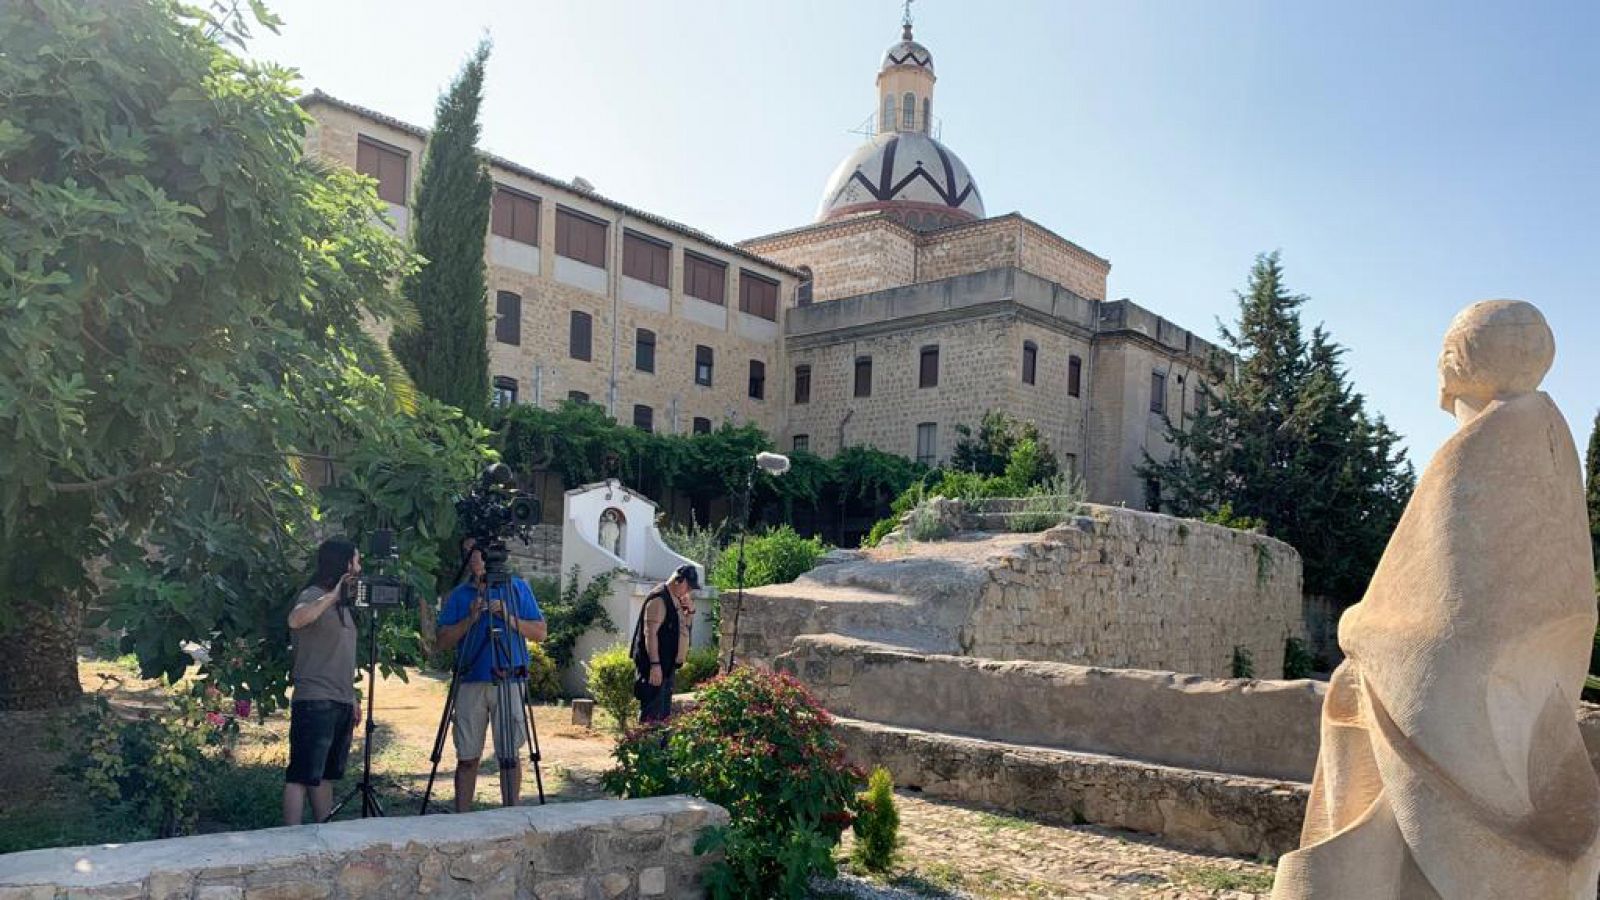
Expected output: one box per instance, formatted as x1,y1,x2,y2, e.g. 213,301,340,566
599,872,632,899
570,699,595,729
638,867,667,896
531,879,585,900
617,814,664,833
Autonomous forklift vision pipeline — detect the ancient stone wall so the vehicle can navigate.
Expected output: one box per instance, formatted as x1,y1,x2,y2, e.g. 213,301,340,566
778,635,1323,781
0,796,724,899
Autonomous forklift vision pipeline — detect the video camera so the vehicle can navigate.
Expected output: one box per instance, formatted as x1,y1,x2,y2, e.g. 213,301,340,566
455,463,541,576
340,528,415,609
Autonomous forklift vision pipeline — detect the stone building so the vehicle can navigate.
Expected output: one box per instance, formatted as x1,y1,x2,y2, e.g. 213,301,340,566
301,18,1222,511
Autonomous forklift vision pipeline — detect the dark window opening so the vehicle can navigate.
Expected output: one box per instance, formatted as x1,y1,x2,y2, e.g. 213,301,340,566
633,404,653,432
793,365,811,404
567,390,589,405
793,434,810,453
494,291,521,345
796,266,814,306
748,359,766,400
695,345,714,387
1150,370,1167,414
635,328,656,373
569,310,592,360
915,422,937,466
492,376,517,408
1068,355,1083,398
692,416,712,435
1022,341,1038,385
919,345,939,389
854,356,872,398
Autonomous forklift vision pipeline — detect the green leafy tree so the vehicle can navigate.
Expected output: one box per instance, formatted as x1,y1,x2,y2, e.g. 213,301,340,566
1140,253,1413,604
0,0,488,709
1587,410,1600,570
390,40,494,420
952,411,1058,481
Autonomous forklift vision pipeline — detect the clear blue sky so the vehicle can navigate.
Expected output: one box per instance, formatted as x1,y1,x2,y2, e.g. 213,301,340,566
252,0,1600,465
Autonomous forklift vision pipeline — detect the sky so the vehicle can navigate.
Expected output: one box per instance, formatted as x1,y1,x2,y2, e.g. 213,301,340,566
251,0,1600,465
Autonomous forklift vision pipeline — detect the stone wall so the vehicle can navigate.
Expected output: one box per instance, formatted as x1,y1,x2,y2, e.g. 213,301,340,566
0,796,725,900
835,717,1308,859
777,635,1323,781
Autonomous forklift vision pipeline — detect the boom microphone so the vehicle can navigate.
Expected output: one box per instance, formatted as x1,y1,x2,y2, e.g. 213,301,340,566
755,452,791,475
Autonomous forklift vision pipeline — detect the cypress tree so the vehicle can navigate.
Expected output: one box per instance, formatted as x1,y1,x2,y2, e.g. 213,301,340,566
391,40,494,419
1587,410,1600,571
1140,252,1414,604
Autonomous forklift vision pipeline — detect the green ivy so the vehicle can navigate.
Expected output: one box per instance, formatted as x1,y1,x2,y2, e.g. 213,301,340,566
541,565,621,669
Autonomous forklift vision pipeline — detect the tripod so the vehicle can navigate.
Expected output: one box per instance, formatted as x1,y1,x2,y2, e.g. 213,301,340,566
325,603,386,820
420,555,546,813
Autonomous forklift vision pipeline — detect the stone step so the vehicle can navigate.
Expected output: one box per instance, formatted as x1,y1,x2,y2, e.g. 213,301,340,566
830,716,1309,860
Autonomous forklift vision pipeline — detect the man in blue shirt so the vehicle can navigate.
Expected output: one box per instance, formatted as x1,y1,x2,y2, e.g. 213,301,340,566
435,539,546,811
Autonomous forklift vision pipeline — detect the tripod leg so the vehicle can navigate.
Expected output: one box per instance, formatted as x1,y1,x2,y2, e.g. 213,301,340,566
521,681,546,805
419,659,463,815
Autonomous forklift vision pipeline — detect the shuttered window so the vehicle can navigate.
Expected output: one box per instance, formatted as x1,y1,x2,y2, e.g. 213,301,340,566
793,365,811,404
695,345,714,387
919,345,939,388
1068,355,1083,398
1150,370,1167,414
622,230,670,287
635,329,656,373
1022,341,1038,385
569,310,593,361
490,187,539,245
854,356,872,398
739,270,779,321
495,291,521,345
916,422,937,465
356,137,409,205
555,207,608,267
683,252,726,306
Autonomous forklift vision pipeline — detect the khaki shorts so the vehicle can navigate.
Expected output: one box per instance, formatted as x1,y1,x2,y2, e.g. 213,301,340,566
452,681,527,762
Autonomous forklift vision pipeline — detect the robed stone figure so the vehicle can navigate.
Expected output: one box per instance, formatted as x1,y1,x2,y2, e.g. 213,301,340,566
1273,300,1600,899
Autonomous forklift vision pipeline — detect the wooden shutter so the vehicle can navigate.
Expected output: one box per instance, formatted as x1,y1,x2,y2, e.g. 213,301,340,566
570,310,592,361
623,231,670,287
854,357,872,398
684,252,726,306
919,346,939,388
739,270,779,321
357,137,408,205
492,187,539,244
556,207,607,267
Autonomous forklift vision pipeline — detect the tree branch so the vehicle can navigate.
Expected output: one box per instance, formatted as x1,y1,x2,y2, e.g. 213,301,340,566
47,461,190,494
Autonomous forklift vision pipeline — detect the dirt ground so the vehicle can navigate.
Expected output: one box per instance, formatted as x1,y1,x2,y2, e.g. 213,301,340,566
0,658,1276,898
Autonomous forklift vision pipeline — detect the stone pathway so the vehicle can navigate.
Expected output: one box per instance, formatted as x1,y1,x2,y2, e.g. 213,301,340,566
830,793,1276,899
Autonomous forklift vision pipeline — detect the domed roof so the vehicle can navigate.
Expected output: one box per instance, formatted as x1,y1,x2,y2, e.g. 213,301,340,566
881,28,934,75
817,131,983,231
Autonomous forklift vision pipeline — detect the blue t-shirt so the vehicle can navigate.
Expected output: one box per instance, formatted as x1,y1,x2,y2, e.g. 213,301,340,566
438,578,543,683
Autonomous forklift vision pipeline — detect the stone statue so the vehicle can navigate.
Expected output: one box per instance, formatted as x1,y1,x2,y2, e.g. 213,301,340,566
1273,300,1600,899
598,508,624,559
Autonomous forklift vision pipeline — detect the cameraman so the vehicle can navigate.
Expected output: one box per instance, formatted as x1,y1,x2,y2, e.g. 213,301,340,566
282,538,361,826
435,540,546,811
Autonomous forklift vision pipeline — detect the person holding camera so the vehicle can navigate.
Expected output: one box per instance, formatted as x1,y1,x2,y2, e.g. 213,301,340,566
631,564,699,723
434,541,546,811
282,538,362,826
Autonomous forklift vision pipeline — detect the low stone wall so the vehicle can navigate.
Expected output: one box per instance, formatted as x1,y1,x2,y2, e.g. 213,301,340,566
835,717,1308,859
0,796,725,900
778,635,1324,781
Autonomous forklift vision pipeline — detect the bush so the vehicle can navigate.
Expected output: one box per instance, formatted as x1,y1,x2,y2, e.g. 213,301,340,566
1008,473,1085,533
677,646,722,692
584,643,639,732
526,642,562,701
541,566,621,669
709,526,827,591
1231,646,1256,679
59,694,217,838
603,667,861,899
1282,636,1316,680
851,766,900,873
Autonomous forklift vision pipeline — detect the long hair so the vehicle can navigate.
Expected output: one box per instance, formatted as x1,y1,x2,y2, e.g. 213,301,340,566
308,538,357,590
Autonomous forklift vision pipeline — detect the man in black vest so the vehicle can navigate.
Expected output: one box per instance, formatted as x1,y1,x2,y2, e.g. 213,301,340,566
632,564,698,722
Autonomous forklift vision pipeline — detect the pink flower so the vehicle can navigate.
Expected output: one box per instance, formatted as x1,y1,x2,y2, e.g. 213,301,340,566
234,699,252,718
205,712,226,728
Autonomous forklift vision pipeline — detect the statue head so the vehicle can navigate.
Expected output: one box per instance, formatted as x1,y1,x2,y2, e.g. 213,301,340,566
1437,300,1554,413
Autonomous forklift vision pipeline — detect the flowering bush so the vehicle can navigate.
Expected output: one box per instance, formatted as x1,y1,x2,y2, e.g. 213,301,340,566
603,667,862,899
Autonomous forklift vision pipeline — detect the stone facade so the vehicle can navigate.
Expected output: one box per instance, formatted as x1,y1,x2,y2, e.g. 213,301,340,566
301,93,797,437
726,505,1304,679
0,796,725,900
778,634,1324,782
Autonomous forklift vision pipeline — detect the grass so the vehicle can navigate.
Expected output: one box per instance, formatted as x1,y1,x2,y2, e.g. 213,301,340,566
975,812,1035,833
1175,864,1276,893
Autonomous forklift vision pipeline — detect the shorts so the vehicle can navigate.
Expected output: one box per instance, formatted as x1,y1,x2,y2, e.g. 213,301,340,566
285,699,356,786
452,680,527,762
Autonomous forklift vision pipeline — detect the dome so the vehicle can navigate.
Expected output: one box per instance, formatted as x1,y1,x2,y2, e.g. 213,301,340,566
817,131,984,231
881,39,933,75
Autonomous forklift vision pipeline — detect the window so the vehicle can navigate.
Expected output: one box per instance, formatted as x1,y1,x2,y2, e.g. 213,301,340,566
1022,341,1038,385
490,186,539,245
922,98,931,133
492,376,517,408
692,416,712,435
882,94,896,132
915,422,937,465
622,230,670,287
1068,355,1083,398
567,390,589,405
555,206,607,267
356,137,408,205
796,266,814,306
683,252,726,305
739,270,779,321
569,310,592,361
919,345,939,388
1150,370,1167,414
633,404,653,433
695,345,714,387
748,359,766,400
793,365,811,404
494,291,521,345
902,92,916,130
635,328,656,373
854,356,872,398
793,434,810,453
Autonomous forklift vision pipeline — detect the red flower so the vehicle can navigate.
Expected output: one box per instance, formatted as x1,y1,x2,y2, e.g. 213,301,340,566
234,699,252,718
205,712,226,728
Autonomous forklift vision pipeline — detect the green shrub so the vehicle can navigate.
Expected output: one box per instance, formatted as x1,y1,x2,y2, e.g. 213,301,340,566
1282,636,1316,680
677,646,722,692
851,766,900,873
905,498,951,542
60,694,216,838
1008,473,1085,532
1204,502,1268,532
1231,646,1256,679
603,667,862,899
526,642,562,701
584,643,639,732
710,526,827,591
541,566,621,669
660,515,725,580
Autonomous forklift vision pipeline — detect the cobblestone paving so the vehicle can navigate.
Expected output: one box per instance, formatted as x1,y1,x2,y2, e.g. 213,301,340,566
829,793,1276,900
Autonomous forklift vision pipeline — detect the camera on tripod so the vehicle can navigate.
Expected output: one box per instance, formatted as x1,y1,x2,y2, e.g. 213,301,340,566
339,528,414,609
454,463,542,574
